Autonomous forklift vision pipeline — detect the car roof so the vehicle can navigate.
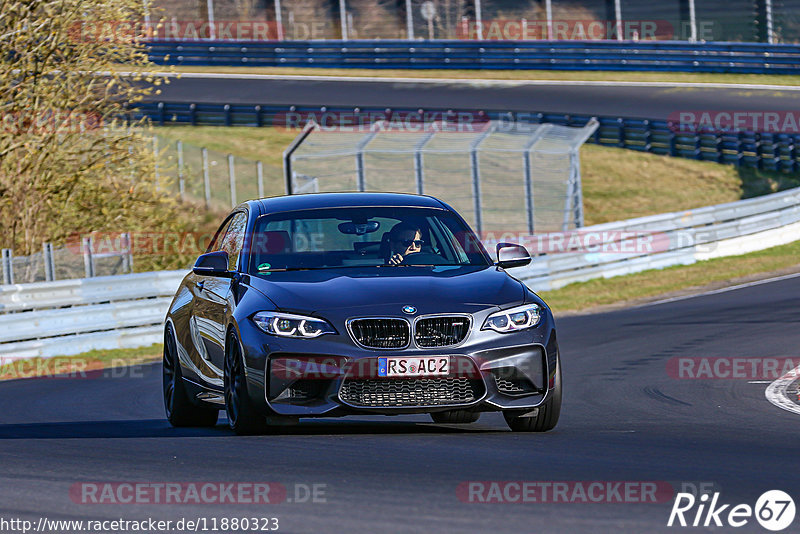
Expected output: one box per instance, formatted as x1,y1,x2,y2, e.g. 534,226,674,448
246,192,447,216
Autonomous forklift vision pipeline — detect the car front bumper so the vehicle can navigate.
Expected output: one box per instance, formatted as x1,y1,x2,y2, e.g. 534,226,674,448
237,312,559,417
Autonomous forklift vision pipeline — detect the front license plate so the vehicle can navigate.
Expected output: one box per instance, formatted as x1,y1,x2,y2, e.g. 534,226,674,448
377,356,449,377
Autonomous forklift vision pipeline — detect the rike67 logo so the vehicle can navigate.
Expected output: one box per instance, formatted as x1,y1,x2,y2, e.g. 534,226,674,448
668,490,795,531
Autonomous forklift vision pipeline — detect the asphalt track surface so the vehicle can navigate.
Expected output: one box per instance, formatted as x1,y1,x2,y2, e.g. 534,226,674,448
149,75,800,120
1,275,798,533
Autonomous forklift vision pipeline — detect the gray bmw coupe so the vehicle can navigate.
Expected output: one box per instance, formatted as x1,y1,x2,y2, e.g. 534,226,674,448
163,192,561,434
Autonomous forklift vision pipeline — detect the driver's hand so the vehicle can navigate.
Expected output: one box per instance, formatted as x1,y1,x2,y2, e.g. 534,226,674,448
389,253,403,265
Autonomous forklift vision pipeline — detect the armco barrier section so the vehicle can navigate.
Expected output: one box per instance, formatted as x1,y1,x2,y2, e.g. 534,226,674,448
1,186,799,360
513,187,800,291
146,40,800,75
134,103,800,173
0,271,186,360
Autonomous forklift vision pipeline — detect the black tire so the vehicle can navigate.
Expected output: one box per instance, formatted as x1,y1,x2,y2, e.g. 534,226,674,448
224,330,268,435
163,325,219,428
430,410,481,424
503,356,562,432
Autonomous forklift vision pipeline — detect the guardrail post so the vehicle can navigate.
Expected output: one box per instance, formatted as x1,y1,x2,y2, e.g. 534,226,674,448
121,233,133,273
82,237,95,278
2,249,13,285
43,243,55,281
177,141,185,201
228,154,237,207
202,147,211,208
257,161,265,198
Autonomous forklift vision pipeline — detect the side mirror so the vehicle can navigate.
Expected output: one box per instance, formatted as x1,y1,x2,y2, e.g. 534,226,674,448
496,243,531,269
193,251,232,277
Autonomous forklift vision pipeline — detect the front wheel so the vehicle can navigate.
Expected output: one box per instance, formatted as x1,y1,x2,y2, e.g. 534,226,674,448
224,330,268,435
503,355,561,432
163,325,219,428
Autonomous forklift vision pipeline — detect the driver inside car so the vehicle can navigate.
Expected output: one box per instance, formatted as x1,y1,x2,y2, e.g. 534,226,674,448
387,223,424,265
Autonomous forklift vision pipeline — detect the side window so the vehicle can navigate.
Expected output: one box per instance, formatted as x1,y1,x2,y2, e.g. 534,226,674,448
207,217,234,253
218,212,248,270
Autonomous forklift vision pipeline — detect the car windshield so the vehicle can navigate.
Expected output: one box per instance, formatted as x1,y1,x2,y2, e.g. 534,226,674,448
248,206,490,274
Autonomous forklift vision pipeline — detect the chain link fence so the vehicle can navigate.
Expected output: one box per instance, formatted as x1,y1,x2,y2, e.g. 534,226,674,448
153,136,284,211
286,119,598,235
148,0,800,43
2,238,133,285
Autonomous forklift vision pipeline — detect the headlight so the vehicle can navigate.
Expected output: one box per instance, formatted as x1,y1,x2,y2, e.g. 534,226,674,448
482,304,542,333
253,311,336,338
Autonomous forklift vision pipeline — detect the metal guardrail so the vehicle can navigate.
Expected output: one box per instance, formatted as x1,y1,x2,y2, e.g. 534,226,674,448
146,40,800,74
1,186,799,360
134,102,800,173
512,186,800,291
0,271,186,360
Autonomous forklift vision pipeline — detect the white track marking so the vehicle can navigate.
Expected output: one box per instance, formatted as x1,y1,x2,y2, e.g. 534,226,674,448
634,271,800,309
116,70,800,92
765,363,800,416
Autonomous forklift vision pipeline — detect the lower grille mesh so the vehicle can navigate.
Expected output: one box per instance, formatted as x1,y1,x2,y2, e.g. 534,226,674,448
340,377,480,407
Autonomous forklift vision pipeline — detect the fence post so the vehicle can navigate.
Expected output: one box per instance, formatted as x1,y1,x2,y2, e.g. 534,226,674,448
413,132,435,195
405,0,413,39
469,126,494,236
202,147,211,208
1,249,13,285
544,0,553,40
274,0,284,41
339,0,348,40
43,242,55,282
570,150,585,229
177,140,186,201
228,154,237,207
206,0,216,39
82,237,95,278
153,135,159,189
522,124,552,235
257,161,265,198
354,127,380,192
475,0,483,39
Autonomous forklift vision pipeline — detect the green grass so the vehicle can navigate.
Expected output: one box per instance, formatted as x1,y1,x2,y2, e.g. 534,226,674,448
136,65,800,86
539,239,800,313
0,345,162,381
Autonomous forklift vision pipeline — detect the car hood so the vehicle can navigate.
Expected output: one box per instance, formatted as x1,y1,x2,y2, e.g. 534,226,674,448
247,265,525,316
